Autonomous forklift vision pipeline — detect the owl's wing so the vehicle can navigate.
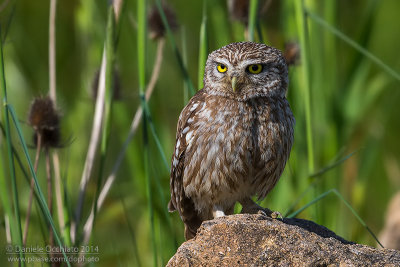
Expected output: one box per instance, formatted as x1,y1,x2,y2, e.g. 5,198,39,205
169,89,206,239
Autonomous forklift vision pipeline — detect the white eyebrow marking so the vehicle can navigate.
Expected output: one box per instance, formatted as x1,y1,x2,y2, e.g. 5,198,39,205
214,58,230,67
237,59,266,69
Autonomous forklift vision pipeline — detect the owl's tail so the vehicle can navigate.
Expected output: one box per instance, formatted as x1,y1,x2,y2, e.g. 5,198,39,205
168,200,176,212
182,200,202,240
184,223,198,240
170,196,202,240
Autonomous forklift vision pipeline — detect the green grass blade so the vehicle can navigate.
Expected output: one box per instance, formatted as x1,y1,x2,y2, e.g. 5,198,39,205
0,26,24,265
343,0,379,84
309,150,359,178
197,0,208,90
34,201,50,246
181,27,189,104
149,120,169,172
284,182,315,218
142,101,169,172
0,136,14,244
256,20,264,43
143,105,178,250
8,105,71,266
306,9,400,82
0,123,29,181
155,0,196,95
141,111,158,267
248,0,259,42
138,1,158,266
287,189,330,218
101,6,115,159
294,0,314,173
285,150,359,217
141,91,177,251
0,122,48,219
287,188,383,248
138,0,146,94
121,198,142,267
329,189,383,248
1,4,16,44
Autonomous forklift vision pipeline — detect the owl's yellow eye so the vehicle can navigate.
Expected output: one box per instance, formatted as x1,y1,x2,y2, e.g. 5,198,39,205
217,64,227,73
247,64,263,74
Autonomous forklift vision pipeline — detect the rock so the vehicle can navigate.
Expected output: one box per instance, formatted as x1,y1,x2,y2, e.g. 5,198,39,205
167,214,400,267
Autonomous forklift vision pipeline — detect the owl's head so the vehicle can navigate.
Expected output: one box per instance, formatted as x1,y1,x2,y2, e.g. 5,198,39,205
203,42,288,100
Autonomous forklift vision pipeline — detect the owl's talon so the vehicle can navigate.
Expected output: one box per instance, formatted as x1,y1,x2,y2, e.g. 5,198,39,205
240,198,282,219
257,210,268,216
271,211,282,219
259,209,282,219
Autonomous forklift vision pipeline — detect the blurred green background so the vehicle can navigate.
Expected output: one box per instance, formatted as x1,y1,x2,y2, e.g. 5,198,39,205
1,0,400,266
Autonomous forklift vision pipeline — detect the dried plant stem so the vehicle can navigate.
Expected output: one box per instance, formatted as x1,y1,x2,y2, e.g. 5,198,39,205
52,152,65,237
101,37,164,212
81,38,165,245
23,133,42,245
45,148,55,265
248,0,259,42
5,215,11,242
113,0,123,21
72,50,106,243
49,0,57,103
48,0,66,250
146,39,164,99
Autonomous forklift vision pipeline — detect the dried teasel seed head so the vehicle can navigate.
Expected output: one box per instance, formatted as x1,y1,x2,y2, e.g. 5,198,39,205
227,0,272,25
33,128,61,148
28,96,61,148
28,96,60,131
227,0,251,24
148,3,178,40
283,41,300,66
91,67,121,100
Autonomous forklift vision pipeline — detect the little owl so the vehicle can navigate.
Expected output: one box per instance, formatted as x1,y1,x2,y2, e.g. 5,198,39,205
169,42,295,240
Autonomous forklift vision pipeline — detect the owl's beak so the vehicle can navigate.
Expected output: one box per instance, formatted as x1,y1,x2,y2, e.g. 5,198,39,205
231,76,238,92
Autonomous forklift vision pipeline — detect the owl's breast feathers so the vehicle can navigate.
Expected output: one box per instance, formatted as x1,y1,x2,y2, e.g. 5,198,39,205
169,89,294,218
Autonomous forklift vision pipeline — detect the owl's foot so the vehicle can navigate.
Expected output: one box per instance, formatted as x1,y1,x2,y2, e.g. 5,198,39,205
249,206,282,219
264,210,282,219
239,198,282,219
255,207,282,219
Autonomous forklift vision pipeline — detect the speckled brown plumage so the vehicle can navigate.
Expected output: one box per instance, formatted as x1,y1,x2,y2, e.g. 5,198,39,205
169,42,295,240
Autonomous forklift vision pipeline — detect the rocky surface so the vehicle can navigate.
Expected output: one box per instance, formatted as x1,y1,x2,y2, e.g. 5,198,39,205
167,214,400,267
